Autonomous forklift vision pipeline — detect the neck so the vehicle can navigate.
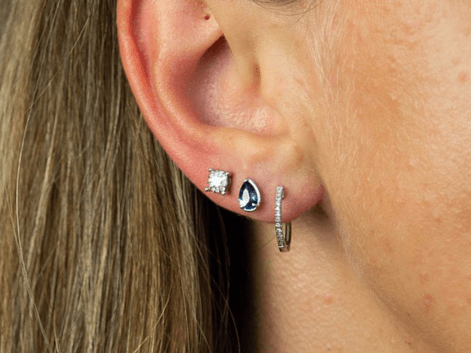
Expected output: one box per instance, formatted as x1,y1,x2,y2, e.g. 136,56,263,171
234,203,432,353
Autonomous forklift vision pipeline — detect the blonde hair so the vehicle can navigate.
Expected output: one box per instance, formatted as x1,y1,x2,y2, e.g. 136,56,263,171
0,0,236,351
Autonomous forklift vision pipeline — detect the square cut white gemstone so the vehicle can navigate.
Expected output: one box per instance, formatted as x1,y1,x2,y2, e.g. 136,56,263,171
206,169,231,194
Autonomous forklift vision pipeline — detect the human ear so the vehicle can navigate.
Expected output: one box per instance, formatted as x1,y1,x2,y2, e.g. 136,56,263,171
116,0,324,222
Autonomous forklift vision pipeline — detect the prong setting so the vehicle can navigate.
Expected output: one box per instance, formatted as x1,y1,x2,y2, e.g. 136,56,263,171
205,168,231,195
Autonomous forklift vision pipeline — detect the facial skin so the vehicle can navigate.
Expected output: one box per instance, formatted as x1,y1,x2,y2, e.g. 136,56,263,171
118,0,471,351
326,2,471,348
203,0,471,351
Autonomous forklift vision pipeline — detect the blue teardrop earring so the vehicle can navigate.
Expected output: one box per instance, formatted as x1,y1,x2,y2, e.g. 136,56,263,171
238,179,261,212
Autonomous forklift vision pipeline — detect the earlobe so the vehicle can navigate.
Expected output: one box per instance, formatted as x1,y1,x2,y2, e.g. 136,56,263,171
117,0,325,223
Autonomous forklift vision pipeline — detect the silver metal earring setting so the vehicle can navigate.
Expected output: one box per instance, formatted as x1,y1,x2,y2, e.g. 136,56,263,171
239,179,261,212
275,186,291,252
205,168,231,195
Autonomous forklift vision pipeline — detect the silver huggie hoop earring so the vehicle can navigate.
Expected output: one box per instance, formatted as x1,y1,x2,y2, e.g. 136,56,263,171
275,186,291,252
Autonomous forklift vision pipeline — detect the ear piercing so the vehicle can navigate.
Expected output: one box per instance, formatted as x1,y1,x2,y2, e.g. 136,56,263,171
205,168,231,195
238,179,261,212
205,169,291,251
275,186,291,252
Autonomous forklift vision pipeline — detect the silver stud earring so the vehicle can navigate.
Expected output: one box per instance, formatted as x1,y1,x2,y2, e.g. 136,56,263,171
205,168,231,195
238,179,261,212
275,186,291,252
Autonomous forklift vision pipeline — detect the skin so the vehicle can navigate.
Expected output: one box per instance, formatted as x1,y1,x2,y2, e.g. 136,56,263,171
118,0,471,351
220,1,471,351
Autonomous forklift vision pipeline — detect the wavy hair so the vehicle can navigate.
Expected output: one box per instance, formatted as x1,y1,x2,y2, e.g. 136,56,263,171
0,0,239,351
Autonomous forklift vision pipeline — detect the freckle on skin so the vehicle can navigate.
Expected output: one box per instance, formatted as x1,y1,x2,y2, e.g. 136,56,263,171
424,294,433,314
324,294,334,305
458,71,469,83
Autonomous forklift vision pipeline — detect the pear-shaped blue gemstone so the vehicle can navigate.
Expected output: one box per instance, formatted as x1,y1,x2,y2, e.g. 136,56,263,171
238,179,261,212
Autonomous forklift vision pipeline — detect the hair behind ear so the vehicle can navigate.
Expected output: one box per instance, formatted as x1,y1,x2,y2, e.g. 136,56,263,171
0,0,238,352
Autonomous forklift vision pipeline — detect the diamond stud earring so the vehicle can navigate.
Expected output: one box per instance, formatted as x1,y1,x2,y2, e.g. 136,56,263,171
205,168,231,195
275,186,291,252
238,179,261,212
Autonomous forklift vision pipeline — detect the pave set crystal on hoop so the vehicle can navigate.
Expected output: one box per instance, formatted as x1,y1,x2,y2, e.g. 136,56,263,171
275,186,291,252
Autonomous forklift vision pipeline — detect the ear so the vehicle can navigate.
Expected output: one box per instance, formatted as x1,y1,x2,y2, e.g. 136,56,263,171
116,0,324,222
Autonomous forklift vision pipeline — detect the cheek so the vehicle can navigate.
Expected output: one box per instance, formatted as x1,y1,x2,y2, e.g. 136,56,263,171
333,136,471,345
317,0,471,344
